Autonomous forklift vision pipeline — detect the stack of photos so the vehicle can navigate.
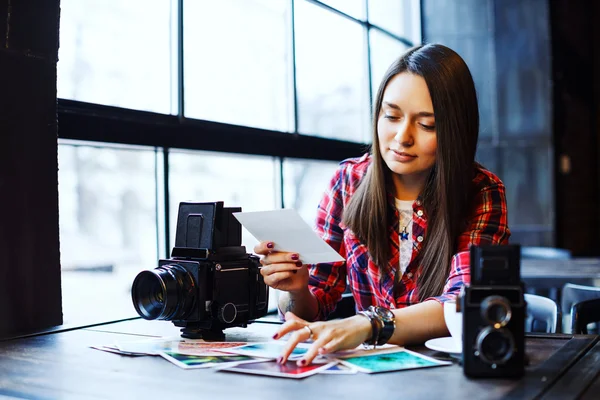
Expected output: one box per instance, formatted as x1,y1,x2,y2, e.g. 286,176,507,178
92,338,451,379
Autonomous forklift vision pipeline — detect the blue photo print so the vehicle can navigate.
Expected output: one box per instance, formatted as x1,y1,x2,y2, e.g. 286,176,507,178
226,342,309,360
339,349,451,373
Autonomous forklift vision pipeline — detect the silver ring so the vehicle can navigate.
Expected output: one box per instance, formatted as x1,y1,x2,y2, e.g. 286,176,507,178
304,325,314,340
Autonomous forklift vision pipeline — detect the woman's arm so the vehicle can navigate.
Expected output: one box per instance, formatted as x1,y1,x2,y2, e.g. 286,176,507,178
387,300,447,345
275,300,447,364
278,289,320,322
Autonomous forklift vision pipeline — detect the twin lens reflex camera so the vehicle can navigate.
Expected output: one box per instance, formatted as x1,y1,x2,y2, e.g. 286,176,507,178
460,244,525,378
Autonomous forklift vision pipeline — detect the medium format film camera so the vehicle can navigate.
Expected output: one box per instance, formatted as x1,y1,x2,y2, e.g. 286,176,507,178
460,244,525,378
131,202,269,339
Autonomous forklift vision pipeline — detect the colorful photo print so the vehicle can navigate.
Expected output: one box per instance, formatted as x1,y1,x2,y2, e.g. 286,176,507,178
339,349,451,373
115,337,181,355
159,351,259,369
219,360,336,379
166,341,248,356
318,362,358,375
226,342,310,360
90,345,146,357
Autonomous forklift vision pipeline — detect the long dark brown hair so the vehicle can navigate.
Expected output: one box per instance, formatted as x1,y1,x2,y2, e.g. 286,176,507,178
343,43,479,301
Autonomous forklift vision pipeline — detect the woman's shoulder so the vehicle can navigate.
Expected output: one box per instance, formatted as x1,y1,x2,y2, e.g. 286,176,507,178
339,153,371,168
472,162,505,190
336,153,371,179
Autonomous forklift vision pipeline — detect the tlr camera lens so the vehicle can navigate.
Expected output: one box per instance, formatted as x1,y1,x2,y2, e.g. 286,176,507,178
480,295,512,328
131,264,196,321
475,327,515,366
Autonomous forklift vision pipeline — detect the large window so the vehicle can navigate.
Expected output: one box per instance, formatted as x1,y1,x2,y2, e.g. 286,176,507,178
57,0,420,325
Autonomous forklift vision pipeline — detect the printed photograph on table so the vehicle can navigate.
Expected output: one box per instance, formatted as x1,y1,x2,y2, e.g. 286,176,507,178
159,351,260,369
165,341,248,356
90,345,146,357
338,348,452,373
115,337,183,355
218,360,337,379
226,342,310,360
318,362,358,374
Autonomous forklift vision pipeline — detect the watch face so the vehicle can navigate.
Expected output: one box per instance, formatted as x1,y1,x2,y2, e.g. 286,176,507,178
372,306,394,321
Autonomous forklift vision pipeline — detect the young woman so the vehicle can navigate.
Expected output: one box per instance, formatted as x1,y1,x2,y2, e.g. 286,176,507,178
255,43,510,365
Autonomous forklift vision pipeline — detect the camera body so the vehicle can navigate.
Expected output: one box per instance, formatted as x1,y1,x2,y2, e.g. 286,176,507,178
131,202,269,339
460,244,525,378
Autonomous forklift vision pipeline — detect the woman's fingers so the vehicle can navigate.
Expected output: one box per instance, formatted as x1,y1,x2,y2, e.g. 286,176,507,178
273,312,307,340
260,253,301,267
297,331,336,365
259,262,303,277
275,315,311,363
262,271,297,289
253,241,275,255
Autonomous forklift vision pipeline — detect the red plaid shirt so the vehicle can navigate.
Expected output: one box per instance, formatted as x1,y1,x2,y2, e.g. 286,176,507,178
309,153,510,320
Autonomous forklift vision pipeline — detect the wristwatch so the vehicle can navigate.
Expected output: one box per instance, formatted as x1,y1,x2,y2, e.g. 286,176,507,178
368,305,396,346
357,309,382,348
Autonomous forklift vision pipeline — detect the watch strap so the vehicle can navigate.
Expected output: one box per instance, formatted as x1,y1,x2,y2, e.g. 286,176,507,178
368,306,396,346
357,310,381,348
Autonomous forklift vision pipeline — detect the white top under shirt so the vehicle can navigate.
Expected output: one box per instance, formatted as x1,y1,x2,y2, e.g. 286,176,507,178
395,199,414,275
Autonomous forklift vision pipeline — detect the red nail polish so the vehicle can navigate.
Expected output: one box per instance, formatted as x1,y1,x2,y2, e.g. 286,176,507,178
272,333,278,339
295,261,303,267
299,359,307,366
267,242,274,249
291,254,299,260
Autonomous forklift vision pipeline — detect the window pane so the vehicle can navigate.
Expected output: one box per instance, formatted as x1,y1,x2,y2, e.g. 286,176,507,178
369,29,410,100
368,0,421,43
283,158,340,226
57,0,173,114
319,0,365,19
58,141,161,325
295,0,370,143
183,0,292,132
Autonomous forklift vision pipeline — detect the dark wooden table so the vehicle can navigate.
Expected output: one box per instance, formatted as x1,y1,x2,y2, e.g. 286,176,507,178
0,319,598,400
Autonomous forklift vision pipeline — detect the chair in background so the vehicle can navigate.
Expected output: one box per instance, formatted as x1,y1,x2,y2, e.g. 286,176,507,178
561,283,600,333
524,293,558,333
570,298,600,334
521,246,580,308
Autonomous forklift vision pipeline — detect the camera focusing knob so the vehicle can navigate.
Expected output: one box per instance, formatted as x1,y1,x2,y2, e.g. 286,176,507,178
218,302,238,324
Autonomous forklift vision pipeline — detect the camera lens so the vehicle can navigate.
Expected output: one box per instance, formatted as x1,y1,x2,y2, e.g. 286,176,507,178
131,264,196,320
480,295,512,327
476,327,515,365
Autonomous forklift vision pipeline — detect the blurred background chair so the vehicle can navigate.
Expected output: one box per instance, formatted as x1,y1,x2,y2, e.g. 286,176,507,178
524,293,558,333
561,283,600,334
520,246,593,310
570,298,600,334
